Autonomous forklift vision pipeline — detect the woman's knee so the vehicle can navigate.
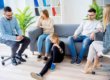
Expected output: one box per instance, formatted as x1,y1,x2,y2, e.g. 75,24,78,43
38,35,46,41
45,36,50,42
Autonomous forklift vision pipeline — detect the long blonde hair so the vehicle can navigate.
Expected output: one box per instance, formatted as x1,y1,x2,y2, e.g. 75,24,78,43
103,4,110,29
50,33,59,44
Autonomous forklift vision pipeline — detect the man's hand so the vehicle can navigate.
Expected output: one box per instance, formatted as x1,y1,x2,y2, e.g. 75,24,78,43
73,35,78,39
98,28,103,32
90,33,95,40
16,36,24,41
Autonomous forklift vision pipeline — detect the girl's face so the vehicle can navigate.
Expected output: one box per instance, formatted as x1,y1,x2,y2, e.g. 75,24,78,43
50,38,58,44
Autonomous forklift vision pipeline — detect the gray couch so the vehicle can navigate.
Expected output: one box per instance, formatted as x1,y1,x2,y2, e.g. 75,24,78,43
28,24,89,55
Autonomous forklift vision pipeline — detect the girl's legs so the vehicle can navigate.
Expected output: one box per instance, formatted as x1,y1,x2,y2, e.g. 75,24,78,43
31,57,53,80
39,57,53,76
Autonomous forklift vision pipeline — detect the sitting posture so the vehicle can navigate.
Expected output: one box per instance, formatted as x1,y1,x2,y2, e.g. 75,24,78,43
68,8,103,64
36,9,54,62
0,7,30,66
84,4,110,74
31,33,65,80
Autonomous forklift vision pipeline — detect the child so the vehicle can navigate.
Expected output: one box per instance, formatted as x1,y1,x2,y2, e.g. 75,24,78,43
31,33,65,80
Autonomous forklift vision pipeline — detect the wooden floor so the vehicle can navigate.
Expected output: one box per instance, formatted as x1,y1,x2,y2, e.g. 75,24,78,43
0,45,110,80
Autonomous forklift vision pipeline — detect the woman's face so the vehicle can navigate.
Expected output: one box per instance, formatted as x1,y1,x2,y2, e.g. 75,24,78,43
40,12,47,19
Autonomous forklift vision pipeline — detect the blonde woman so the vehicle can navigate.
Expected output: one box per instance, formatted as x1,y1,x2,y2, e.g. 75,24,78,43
31,33,65,80
37,9,54,61
84,4,110,74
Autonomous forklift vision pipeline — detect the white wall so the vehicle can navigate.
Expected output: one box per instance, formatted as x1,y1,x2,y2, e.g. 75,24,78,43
62,0,92,24
4,0,26,13
0,0,92,24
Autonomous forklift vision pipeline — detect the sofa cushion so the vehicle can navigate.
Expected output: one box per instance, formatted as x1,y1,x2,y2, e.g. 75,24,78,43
54,24,79,37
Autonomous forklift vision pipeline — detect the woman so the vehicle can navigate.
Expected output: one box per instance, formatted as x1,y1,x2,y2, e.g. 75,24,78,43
37,9,54,61
31,33,65,80
84,4,110,74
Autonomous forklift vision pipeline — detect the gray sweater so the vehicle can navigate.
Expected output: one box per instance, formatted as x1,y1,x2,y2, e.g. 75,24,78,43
103,23,110,54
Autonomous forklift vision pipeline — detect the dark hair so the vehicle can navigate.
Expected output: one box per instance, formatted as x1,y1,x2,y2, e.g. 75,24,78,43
42,9,49,18
88,8,96,13
4,6,12,12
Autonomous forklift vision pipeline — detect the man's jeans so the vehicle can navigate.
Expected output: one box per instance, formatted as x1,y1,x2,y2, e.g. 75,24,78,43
68,35,93,61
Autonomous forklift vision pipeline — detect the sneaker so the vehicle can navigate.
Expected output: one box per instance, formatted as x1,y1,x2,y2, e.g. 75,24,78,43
37,55,42,61
11,58,18,66
76,58,81,64
16,56,26,62
31,72,43,80
50,63,56,71
71,59,76,64
43,57,48,62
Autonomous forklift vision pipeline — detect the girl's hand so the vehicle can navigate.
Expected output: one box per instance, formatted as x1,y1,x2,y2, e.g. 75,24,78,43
53,44,63,53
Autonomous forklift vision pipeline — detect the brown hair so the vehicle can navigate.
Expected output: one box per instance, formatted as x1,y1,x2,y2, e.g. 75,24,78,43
103,4,110,29
42,9,49,18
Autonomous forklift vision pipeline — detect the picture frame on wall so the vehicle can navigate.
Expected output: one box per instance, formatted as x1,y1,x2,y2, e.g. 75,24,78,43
0,0,4,9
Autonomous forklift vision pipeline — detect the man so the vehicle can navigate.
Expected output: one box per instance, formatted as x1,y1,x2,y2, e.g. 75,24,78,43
68,8,103,64
0,6,30,66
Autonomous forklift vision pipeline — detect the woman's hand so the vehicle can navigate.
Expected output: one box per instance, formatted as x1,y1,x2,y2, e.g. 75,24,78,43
98,52,104,57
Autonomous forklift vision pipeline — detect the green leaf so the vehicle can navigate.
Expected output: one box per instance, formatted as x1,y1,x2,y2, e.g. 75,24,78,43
15,6,35,35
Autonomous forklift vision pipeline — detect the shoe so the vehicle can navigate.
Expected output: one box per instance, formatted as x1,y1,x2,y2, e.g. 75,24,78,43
43,57,48,62
81,70,95,75
76,58,81,64
16,56,26,62
50,63,56,71
11,58,18,66
37,55,42,61
31,72,43,80
71,58,77,64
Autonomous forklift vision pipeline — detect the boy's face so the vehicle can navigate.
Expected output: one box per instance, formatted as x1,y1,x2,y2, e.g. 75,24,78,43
88,12,96,20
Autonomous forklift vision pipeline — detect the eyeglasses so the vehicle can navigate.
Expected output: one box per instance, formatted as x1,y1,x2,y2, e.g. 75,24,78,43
88,14,95,16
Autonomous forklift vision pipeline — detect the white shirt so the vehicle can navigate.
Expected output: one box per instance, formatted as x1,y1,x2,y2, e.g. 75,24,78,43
74,20,103,37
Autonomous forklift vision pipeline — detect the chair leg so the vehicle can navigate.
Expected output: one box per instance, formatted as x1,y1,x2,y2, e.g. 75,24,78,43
1,56,12,66
22,54,28,58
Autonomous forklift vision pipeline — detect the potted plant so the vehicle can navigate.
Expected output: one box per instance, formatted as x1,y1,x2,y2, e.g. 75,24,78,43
15,6,35,35
85,1,103,21
90,1,103,20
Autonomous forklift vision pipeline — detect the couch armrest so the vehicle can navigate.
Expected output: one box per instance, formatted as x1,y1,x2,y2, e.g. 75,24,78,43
28,27,43,52
94,32,104,41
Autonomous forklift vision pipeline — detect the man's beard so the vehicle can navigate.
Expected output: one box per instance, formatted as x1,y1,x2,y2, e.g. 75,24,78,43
6,17,12,20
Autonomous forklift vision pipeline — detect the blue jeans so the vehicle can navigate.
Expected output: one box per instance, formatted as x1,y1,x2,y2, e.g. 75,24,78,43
68,35,93,61
37,34,52,55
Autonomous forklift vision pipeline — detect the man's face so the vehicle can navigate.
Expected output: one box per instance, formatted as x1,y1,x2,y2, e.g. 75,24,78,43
88,12,96,20
4,11,13,20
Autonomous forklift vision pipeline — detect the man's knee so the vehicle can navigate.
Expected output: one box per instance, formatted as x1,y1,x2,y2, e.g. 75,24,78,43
83,38,92,46
23,36,30,44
